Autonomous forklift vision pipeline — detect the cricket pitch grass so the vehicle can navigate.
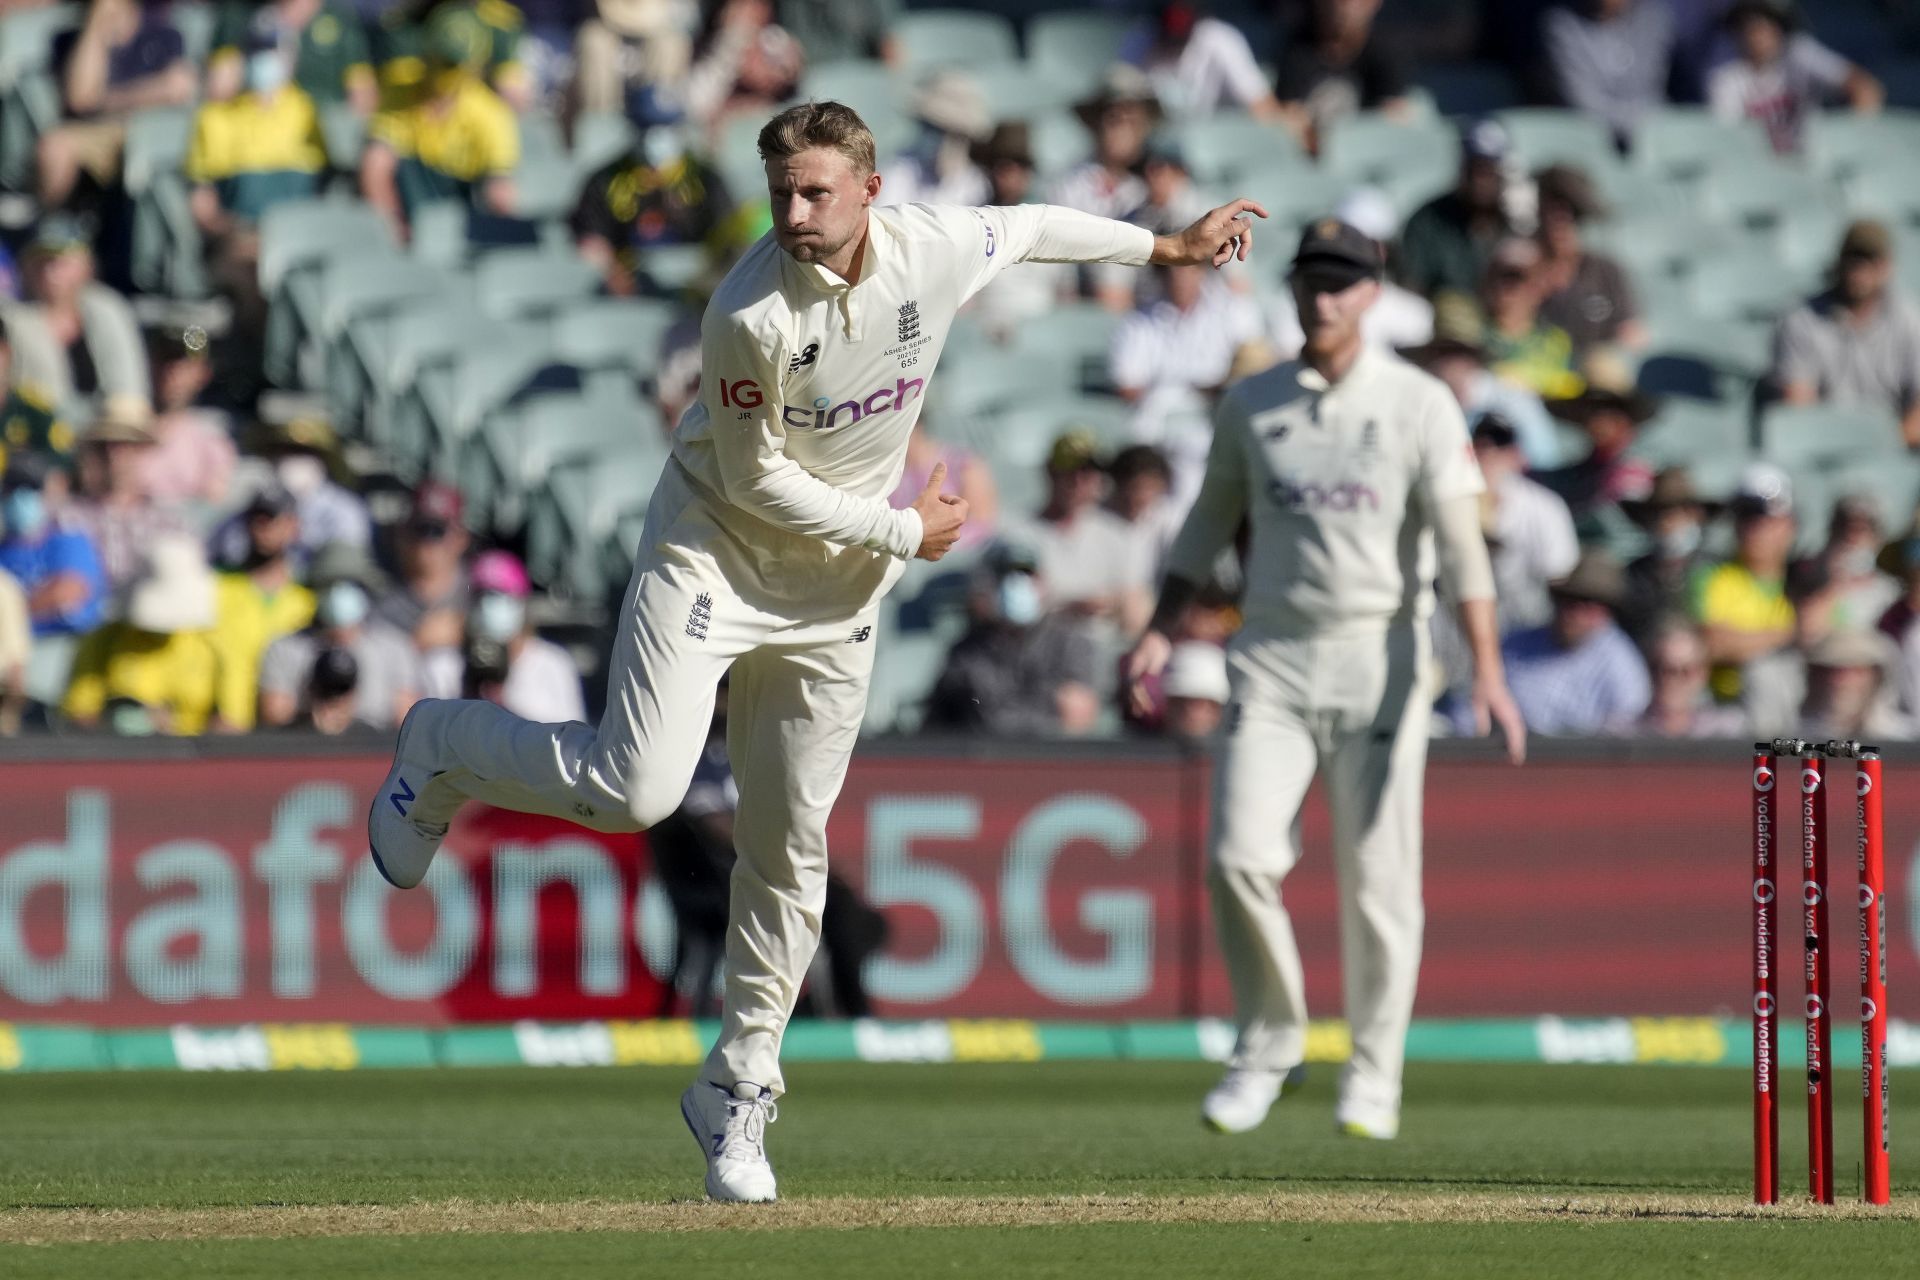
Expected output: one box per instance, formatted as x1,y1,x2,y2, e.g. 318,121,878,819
3,1061,1913,1276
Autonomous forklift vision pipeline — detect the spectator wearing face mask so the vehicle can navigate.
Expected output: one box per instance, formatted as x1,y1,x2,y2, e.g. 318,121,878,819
457,549,585,723
877,70,991,208
260,541,420,730
210,482,314,730
925,542,1104,737
205,0,379,114
1791,493,1900,646
1472,414,1578,634
375,480,471,687
1619,468,1719,648
0,453,107,640
62,536,221,735
186,32,330,240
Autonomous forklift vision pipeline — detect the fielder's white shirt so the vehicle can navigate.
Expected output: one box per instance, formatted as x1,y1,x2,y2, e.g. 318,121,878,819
1167,346,1482,636
670,202,1152,610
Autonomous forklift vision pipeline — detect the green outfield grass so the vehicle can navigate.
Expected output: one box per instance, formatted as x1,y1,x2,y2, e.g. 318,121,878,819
3,1061,1913,1277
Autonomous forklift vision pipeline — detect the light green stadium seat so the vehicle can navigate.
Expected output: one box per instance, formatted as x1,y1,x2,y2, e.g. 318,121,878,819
1703,160,1837,231
714,111,775,208
1177,113,1306,186
1774,204,1851,278
1320,114,1457,197
571,111,635,176
472,247,602,320
1630,401,1753,476
0,4,78,190
551,298,681,380
966,63,1084,123
511,151,585,221
1804,110,1920,183
519,111,567,162
800,60,907,133
468,389,662,533
1029,108,1088,181
1759,403,1903,471
1011,302,1122,394
639,243,709,293
123,107,204,298
1632,108,1769,182
893,10,1018,74
260,199,395,292
1494,108,1614,174
364,294,513,464
526,447,666,600
979,393,1132,469
1026,12,1131,97
1591,164,1691,219
1845,166,1920,228
318,102,367,174
173,2,214,62
422,332,558,480
929,346,1064,424
316,256,448,425
1685,247,1810,323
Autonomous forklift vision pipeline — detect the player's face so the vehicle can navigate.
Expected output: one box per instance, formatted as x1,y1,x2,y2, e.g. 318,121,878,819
1291,274,1378,354
766,148,880,264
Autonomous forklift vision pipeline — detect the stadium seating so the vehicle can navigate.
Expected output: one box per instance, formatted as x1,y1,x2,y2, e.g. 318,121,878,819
1758,402,1905,471
1319,113,1457,199
1177,113,1306,187
1025,11,1132,96
468,388,663,533
1413,62,1521,117
1494,108,1614,175
1632,108,1770,184
893,9,1019,74
473,247,603,320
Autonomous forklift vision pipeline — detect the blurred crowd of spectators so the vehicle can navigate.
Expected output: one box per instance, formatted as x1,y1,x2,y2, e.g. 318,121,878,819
0,0,1918,746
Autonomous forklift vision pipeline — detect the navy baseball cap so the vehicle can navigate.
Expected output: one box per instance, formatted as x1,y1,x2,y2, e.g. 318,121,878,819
1291,217,1384,289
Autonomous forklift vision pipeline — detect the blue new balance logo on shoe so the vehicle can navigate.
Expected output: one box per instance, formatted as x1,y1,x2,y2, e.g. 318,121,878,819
389,777,416,816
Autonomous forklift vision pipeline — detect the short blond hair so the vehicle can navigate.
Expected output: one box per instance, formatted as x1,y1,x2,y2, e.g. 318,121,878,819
757,101,877,176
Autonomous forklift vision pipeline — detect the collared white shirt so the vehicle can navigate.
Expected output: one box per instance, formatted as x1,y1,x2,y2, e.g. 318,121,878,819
1134,17,1272,118
670,202,1152,615
1167,347,1482,636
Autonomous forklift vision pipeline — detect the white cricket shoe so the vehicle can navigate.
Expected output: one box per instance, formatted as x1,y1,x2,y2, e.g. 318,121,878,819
1334,1098,1400,1140
367,700,458,889
1202,1064,1307,1134
681,1081,779,1203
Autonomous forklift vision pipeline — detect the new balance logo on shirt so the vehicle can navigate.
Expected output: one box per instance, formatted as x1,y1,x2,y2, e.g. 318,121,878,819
787,343,818,373
687,593,713,641
848,626,872,644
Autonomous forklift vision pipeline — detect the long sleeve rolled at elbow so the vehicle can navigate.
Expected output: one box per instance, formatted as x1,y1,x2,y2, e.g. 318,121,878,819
1433,493,1495,603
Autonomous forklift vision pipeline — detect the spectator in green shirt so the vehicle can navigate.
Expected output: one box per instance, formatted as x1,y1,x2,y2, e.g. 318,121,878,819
206,0,378,115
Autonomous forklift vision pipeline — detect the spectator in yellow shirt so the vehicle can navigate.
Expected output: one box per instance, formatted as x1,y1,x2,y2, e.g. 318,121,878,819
63,536,222,735
210,483,315,730
1693,463,1797,701
187,38,329,234
361,7,519,236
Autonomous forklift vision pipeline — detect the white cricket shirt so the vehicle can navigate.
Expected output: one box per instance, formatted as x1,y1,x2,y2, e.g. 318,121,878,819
1165,346,1483,637
668,202,1151,614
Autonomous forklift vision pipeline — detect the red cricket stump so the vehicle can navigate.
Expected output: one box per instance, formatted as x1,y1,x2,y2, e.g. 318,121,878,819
1802,755,1835,1204
1753,747,1780,1205
1858,752,1890,1206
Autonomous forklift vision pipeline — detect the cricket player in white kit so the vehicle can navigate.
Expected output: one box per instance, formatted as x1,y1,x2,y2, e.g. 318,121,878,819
1126,219,1527,1142
368,101,1268,1202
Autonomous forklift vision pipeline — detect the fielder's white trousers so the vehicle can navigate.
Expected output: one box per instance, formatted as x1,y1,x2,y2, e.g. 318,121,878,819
1210,622,1431,1114
401,464,880,1095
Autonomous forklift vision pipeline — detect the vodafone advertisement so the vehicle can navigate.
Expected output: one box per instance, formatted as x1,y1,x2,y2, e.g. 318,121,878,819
0,745,1913,1025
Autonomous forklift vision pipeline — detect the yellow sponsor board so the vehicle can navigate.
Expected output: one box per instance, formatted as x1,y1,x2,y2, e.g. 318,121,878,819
0,1022,20,1071
263,1023,359,1070
1630,1017,1726,1065
1304,1020,1354,1063
607,1020,705,1065
948,1019,1043,1062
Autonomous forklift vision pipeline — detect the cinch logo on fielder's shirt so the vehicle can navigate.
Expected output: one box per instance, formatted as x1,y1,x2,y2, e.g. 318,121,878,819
1269,477,1381,512
779,377,926,431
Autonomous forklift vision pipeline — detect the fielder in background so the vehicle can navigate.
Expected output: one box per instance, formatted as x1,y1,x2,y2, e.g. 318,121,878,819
368,99,1268,1203
1126,219,1527,1141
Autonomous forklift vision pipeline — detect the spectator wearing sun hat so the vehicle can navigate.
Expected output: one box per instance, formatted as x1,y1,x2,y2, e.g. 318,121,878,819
877,70,992,208
460,548,585,723
0,216,148,420
62,535,222,735
1051,65,1162,224
67,396,190,595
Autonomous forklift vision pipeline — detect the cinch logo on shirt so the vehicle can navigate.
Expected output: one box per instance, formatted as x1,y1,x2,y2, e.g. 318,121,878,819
1269,477,1381,512
778,377,925,431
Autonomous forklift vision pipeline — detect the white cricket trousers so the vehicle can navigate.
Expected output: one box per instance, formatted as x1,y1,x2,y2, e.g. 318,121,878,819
400,466,880,1096
1209,621,1431,1114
